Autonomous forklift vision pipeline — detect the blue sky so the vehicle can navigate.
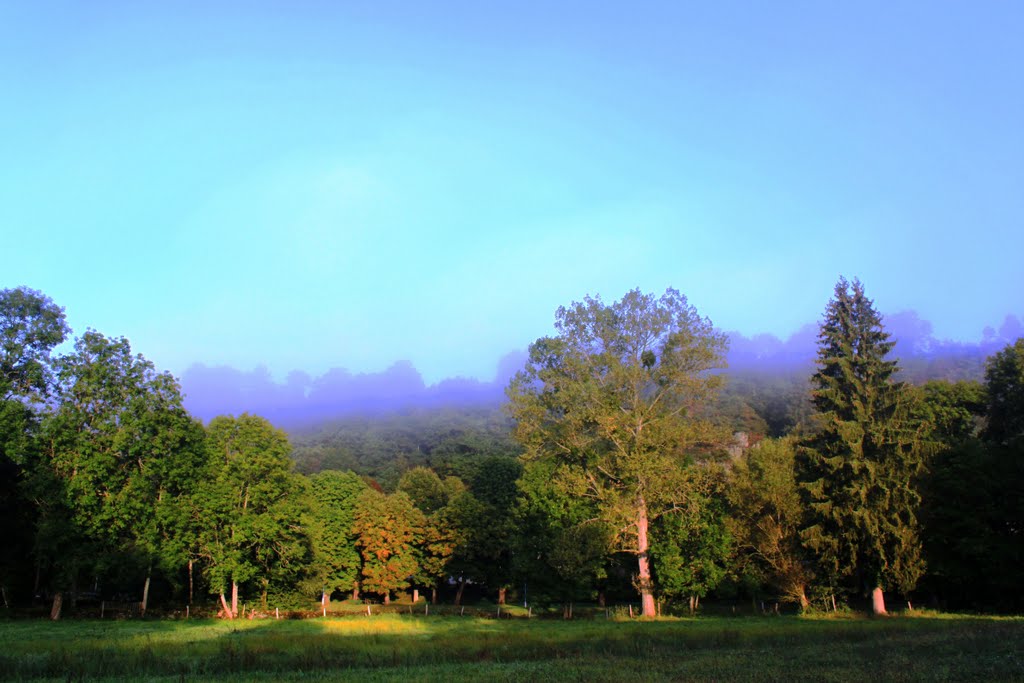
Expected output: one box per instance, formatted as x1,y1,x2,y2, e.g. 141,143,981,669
3,1,1022,384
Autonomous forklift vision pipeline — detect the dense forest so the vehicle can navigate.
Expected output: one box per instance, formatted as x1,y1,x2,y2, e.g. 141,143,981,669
0,282,1020,620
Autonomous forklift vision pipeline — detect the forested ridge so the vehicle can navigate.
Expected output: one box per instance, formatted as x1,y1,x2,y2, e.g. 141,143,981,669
1,282,1020,620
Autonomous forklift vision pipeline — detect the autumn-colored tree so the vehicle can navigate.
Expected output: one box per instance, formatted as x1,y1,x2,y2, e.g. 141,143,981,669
352,489,423,604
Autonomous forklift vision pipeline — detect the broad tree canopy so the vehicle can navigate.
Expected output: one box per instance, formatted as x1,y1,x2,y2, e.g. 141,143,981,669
507,288,727,616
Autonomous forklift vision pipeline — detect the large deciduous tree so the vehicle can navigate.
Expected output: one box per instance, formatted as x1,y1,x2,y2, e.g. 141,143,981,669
0,287,69,608
195,414,309,618
0,287,70,402
399,467,463,603
726,437,812,609
797,278,924,615
513,459,610,615
651,466,732,614
352,489,423,604
508,288,727,616
308,470,366,602
39,331,204,617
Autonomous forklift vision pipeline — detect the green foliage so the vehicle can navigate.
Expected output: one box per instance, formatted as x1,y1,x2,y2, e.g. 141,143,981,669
717,371,815,438
307,470,367,597
797,278,924,599
513,459,610,603
427,456,522,599
0,286,70,401
983,338,1024,444
397,466,451,515
919,340,1024,610
651,467,732,603
3,283,1021,615
726,437,812,606
508,288,729,614
442,489,489,588
289,406,521,487
913,380,986,445
195,414,311,603
34,331,206,597
470,456,523,509
0,399,42,598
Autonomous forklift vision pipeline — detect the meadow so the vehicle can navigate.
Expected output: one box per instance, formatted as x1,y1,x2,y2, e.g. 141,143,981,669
1,611,1022,682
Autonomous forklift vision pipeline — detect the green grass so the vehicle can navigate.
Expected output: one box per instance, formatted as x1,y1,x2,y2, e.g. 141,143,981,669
1,612,1022,681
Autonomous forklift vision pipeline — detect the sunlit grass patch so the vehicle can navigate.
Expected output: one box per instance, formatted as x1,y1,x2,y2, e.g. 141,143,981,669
1,613,1023,681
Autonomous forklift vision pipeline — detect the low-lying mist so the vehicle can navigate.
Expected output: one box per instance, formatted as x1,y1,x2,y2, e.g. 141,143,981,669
180,311,1022,429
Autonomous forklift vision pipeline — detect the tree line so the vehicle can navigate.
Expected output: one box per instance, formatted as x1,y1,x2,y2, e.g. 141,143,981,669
0,282,1020,618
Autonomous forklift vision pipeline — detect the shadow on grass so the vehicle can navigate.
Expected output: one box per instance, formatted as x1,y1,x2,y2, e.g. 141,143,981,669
1,614,1022,681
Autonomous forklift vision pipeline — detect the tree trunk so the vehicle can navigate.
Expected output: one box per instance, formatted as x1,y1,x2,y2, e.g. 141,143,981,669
188,560,194,605
383,592,390,605
352,586,359,601
231,581,239,618
597,590,606,608
454,579,466,606
219,593,233,619
798,588,809,611
141,571,151,617
636,498,656,617
497,587,506,605
413,588,419,603
431,586,438,604
50,592,63,621
871,586,887,615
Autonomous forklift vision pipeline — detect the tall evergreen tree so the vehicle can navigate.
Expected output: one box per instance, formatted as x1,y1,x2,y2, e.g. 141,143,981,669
797,278,924,614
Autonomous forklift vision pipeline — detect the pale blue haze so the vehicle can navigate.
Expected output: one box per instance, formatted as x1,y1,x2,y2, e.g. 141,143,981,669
2,1,1022,384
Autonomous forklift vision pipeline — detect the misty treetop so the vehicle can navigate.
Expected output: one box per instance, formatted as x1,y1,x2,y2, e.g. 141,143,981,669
1,283,1022,618
178,315,1013,429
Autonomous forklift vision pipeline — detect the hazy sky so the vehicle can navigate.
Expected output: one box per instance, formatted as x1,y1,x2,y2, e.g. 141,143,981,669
3,2,1022,384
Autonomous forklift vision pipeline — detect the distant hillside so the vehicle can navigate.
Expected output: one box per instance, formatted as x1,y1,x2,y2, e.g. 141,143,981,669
288,405,521,489
180,313,1020,477
180,351,527,428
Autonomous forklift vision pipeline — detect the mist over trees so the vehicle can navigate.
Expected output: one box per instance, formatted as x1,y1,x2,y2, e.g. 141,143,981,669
180,352,528,427
177,309,1018,434
1,283,1022,619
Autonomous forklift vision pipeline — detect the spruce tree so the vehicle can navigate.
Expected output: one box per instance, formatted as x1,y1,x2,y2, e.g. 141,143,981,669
797,278,924,614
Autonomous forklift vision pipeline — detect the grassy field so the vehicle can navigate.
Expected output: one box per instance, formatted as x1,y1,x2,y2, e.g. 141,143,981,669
1,611,1022,682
